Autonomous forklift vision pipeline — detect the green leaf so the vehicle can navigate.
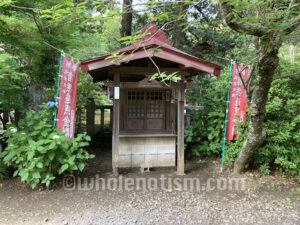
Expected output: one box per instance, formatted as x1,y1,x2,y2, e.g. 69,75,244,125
37,139,45,145
13,170,18,177
4,151,16,162
32,171,40,179
61,142,69,150
78,162,85,172
48,142,56,150
68,155,76,163
36,162,43,168
119,36,132,41
27,151,35,160
59,164,69,174
85,135,91,141
21,171,29,182
31,182,38,189
48,152,55,160
37,146,46,153
70,164,78,170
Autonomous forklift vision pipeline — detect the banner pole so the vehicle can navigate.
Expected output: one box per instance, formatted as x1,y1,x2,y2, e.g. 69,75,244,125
221,60,234,172
54,52,64,127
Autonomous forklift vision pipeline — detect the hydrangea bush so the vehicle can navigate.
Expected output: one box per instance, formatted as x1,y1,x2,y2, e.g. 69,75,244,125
0,105,94,188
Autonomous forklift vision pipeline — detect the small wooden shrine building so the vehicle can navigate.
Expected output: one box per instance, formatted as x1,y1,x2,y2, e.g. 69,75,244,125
81,24,221,175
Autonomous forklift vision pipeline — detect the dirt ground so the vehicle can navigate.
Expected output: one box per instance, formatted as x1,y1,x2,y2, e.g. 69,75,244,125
0,148,300,225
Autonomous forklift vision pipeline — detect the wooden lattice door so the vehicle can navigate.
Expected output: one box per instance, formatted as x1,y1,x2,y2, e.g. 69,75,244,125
125,90,166,130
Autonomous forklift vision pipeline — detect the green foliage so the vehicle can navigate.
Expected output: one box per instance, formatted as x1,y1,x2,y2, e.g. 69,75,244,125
0,0,78,85
45,73,109,111
223,120,248,163
259,163,271,175
219,0,300,39
69,16,121,59
0,160,10,179
150,72,181,83
0,0,299,180
76,75,110,109
185,67,230,157
253,58,300,177
0,0,118,87
223,57,300,178
187,54,300,178
0,51,28,112
0,105,94,189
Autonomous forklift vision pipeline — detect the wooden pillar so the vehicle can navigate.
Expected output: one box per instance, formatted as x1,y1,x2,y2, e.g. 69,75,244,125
177,78,185,175
101,107,105,130
112,72,120,175
110,107,113,129
86,98,95,137
171,89,176,134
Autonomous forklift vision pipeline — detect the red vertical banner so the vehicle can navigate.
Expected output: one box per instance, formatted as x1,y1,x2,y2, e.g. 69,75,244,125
57,56,79,140
226,64,249,140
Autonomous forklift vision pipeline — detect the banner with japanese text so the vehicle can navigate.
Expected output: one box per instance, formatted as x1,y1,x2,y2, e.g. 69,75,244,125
57,56,79,140
226,64,249,140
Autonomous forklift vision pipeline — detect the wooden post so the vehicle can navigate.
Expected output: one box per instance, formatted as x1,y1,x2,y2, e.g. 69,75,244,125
177,78,185,175
171,89,176,134
110,107,113,129
112,72,120,175
86,98,95,137
101,107,105,130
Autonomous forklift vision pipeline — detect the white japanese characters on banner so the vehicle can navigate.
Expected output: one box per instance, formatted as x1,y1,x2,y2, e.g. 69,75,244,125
57,57,79,140
226,64,249,140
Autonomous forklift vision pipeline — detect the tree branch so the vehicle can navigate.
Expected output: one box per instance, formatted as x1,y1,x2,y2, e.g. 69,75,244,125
235,64,247,90
220,1,267,37
7,4,41,11
284,17,300,35
141,44,173,87
280,0,300,35
245,64,256,87
272,72,300,81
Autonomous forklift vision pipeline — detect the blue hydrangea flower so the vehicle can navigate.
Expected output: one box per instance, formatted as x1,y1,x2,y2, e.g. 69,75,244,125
47,101,58,108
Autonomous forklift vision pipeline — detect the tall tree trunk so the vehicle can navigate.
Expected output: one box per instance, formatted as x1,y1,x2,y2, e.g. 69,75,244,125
120,0,132,38
234,46,280,174
220,0,299,174
172,3,188,49
25,84,46,112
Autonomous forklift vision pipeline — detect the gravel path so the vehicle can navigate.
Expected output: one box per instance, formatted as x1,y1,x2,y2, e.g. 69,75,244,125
0,151,299,225
68,188,300,225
